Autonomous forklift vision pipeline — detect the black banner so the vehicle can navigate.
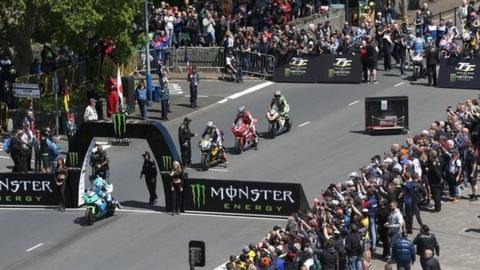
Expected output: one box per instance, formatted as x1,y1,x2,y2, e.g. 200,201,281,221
184,178,309,217
273,54,362,84
317,54,362,83
272,55,319,83
438,57,480,89
0,173,57,206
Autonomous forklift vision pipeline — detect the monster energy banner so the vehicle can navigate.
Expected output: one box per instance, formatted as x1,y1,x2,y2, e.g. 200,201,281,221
273,55,318,83
273,54,361,83
438,58,480,89
184,178,309,217
0,173,57,206
112,113,127,137
318,54,362,83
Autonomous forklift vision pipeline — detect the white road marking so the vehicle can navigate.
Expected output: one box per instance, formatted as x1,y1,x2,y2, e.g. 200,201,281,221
227,81,274,100
184,95,209,98
181,212,287,221
208,168,229,172
26,243,43,252
298,121,310,128
394,82,405,87
166,82,274,125
348,100,359,106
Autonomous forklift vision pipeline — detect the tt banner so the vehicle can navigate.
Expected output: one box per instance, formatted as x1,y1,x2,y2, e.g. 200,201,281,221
273,55,319,83
184,178,309,217
438,58,480,89
0,173,57,206
317,54,362,83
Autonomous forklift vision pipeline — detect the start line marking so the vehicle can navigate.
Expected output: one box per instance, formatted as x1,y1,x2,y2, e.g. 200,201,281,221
208,168,229,172
394,82,405,87
298,121,310,128
348,100,359,106
26,243,43,252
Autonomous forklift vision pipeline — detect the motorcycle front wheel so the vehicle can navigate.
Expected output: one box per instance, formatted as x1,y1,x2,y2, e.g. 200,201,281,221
269,122,277,138
85,208,95,226
201,153,210,171
235,138,243,154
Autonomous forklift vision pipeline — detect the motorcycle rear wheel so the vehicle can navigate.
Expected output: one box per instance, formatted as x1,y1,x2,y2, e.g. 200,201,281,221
235,138,243,154
85,208,95,226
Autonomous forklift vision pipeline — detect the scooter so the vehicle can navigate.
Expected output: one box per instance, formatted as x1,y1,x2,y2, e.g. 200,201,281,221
266,106,291,138
231,119,258,154
83,183,116,226
199,135,227,170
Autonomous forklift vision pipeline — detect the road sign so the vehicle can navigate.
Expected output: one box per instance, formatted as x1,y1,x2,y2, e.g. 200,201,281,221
12,83,40,98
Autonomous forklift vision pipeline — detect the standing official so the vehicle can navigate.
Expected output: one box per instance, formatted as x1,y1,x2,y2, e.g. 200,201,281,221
135,80,148,120
188,66,199,108
425,39,440,87
140,151,158,206
178,117,195,167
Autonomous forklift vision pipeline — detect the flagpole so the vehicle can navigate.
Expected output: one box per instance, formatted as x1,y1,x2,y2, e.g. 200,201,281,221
144,0,152,102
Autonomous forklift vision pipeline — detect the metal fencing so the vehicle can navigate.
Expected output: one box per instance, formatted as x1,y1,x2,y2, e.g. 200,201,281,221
131,47,276,78
430,2,480,33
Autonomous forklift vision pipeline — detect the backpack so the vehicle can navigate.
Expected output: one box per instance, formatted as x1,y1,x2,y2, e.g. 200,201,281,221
3,137,11,154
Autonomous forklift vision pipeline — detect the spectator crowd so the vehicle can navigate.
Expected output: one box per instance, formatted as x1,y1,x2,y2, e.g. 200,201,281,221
224,96,480,269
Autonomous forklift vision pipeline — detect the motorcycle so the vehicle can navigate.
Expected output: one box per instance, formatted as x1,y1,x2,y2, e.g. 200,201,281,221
231,119,258,154
266,106,291,138
409,50,424,81
199,135,227,170
83,183,116,226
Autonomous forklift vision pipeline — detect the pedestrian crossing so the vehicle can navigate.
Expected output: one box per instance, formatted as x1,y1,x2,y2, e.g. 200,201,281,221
170,83,183,95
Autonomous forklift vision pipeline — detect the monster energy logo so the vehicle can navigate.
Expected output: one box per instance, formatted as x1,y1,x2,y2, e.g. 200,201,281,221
190,184,206,207
68,152,79,167
162,155,172,170
112,113,127,137
450,73,457,82
328,69,335,78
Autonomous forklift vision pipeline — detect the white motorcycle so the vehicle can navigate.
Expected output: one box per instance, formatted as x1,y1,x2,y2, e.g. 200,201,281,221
266,106,291,138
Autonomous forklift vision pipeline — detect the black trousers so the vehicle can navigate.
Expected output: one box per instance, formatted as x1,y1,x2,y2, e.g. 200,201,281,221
430,184,442,211
427,64,437,85
405,203,423,232
57,183,65,209
379,227,390,256
145,176,158,203
190,84,197,107
171,184,182,213
180,142,192,166
362,62,368,81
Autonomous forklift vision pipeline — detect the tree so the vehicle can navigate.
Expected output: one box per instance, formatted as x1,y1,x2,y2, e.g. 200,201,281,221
0,0,144,75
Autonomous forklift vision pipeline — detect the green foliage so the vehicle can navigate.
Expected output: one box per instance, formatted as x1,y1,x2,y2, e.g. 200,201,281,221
1,0,145,68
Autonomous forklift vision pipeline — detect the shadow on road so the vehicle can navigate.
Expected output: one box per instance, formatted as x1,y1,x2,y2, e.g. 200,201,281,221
121,200,165,212
464,228,480,233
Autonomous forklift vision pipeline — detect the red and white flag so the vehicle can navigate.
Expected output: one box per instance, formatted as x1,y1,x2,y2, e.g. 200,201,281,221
116,67,124,111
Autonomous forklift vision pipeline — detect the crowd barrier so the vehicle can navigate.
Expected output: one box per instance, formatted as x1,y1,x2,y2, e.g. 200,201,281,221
273,54,362,83
132,47,276,78
437,57,480,89
184,178,309,217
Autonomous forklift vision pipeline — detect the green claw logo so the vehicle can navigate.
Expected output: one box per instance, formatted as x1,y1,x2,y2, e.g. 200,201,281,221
112,113,127,138
328,69,335,78
68,152,79,167
162,155,172,170
190,184,206,208
450,73,457,83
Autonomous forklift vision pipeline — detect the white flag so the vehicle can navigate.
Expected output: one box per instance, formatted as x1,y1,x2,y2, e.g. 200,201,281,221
116,67,124,111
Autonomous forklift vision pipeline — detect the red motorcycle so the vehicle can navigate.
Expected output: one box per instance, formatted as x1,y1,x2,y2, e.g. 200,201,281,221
231,119,258,154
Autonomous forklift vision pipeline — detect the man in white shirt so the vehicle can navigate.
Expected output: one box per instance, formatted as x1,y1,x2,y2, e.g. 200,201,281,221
202,12,216,46
84,98,98,122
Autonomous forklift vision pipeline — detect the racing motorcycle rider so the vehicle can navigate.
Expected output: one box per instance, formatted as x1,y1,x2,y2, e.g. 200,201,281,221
269,90,291,130
233,105,259,144
202,121,228,164
90,176,121,209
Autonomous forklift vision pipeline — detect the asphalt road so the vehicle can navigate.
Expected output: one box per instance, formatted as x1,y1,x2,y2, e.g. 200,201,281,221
0,71,477,270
